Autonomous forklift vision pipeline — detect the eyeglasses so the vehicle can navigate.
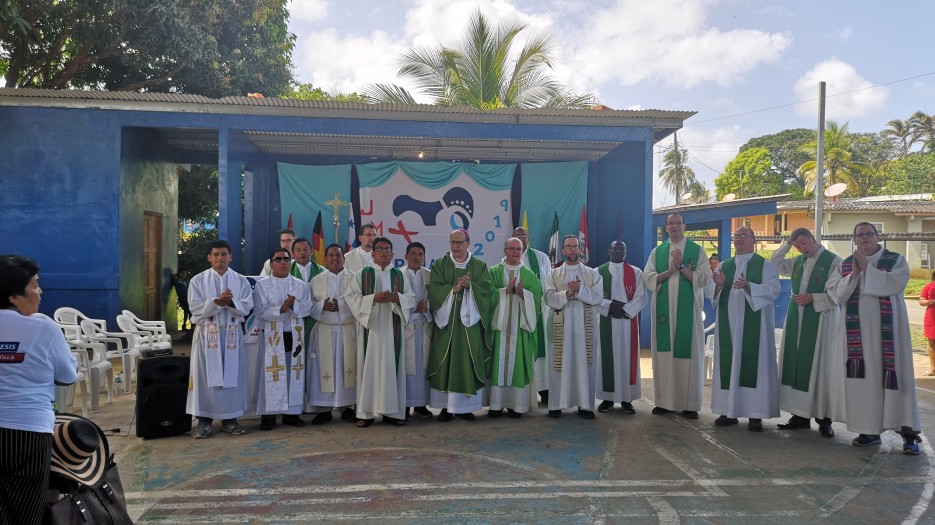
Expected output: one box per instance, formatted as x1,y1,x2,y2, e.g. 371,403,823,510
563,245,580,250
854,231,877,238
514,234,528,238
504,247,522,251
666,222,683,226
732,233,751,240
271,256,291,263
374,247,393,253
449,240,467,245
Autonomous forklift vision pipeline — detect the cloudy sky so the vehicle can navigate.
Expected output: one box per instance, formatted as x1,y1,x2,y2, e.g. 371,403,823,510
287,0,935,206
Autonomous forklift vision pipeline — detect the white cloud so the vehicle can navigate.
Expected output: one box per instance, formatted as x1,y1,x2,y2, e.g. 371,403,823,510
569,0,791,89
287,0,328,22
294,28,416,97
793,58,889,120
833,27,853,41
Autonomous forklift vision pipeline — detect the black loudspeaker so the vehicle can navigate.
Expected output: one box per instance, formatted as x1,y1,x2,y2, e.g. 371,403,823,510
135,356,192,439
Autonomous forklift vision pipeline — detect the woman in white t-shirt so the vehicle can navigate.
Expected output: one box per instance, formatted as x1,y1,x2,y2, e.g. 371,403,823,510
0,255,77,525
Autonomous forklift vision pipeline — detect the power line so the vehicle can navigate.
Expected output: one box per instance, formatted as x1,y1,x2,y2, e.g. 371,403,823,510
690,70,935,125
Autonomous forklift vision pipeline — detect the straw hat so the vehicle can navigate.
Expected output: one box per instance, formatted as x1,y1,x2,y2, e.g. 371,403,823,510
49,413,109,487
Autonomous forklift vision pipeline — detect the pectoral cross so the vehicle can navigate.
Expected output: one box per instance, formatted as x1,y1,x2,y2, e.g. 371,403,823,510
266,355,286,382
346,367,354,378
325,192,349,242
323,371,332,383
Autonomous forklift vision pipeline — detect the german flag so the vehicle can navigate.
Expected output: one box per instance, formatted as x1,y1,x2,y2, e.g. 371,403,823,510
312,211,326,264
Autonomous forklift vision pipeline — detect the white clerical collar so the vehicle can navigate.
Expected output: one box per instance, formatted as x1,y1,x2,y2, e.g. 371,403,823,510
369,262,391,272
808,246,824,259
453,251,473,269
296,261,310,269
736,252,754,261
501,260,523,272
329,269,343,277
271,275,291,281
668,237,686,247
209,268,229,277
565,262,582,271
407,267,423,275
609,261,624,268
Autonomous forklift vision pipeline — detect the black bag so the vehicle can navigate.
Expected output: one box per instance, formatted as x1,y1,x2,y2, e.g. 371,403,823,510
44,457,132,525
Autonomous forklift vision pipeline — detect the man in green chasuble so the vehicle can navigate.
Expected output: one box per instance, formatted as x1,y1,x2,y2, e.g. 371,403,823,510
427,229,493,422
643,213,711,419
710,227,780,432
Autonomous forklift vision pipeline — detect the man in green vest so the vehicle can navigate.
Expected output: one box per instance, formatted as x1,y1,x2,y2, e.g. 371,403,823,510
643,213,712,419
710,227,781,432
290,237,324,344
513,226,553,406
770,227,844,438
427,229,493,422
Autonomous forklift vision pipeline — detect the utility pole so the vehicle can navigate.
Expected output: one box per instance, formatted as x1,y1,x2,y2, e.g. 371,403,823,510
815,82,826,243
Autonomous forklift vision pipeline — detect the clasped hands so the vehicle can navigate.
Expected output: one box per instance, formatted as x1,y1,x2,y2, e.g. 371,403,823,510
608,300,629,319
373,290,400,304
712,270,750,291
214,289,234,306
507,276,525,297
453,274,472,294
323,298,339,312
565,276,581,300
279,294,296,313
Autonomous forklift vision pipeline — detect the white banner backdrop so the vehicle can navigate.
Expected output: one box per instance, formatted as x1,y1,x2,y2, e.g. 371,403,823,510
359,166,513,268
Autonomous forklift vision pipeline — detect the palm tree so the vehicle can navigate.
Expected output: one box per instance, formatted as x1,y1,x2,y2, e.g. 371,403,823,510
798,121,871,196
362,9,594,109
684,180,711,203
909,110,935,152
881,118,915,155
659,136,697,204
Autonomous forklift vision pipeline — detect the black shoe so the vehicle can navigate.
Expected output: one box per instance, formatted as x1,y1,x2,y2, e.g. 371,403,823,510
311,412,333,425
539,390,549,404
507,409,522,419
715,415,739,426
597,400,614,413
578,409,596,420
382,416,406,426
260,415,276,431
548,410,562,418
282,415,305,427
621,402,636,414
455,412,477,421
341,408,357,422
405,407,411,420
437,409,453,422
413,406,433,418
681,411,699,420
747,418,763,432
652,407,672,416
818,423,835,438
487,409,503,418
777,415,811,430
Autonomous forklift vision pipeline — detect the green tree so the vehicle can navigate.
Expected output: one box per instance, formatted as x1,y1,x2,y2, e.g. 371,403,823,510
849,132,898,197
659,141,696,204
715,147,783,199
798,121,871,196
881,151,935,194
881,117,915,155
1,0,294,97
362,9,594,109
740,128,813,196
281,82,367,102
178,165,218,275
684,180,711,203
909,110,935,152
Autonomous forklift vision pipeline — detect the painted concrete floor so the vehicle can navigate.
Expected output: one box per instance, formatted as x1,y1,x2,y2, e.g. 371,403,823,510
76,347,935,525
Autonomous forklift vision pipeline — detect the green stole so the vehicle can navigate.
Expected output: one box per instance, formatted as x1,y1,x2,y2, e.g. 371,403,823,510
525,250,547,360
290,261,323,343
654,240,701,358
780,248,837,391
488,264,541,388
717,254,764,389
359,266,404,371
598,262,640,390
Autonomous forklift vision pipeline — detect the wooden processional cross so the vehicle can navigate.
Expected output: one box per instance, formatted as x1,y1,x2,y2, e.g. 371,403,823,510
325,192,349,242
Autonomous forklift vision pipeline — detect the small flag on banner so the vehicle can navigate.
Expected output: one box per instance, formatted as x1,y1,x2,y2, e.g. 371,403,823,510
312,212,325,264
522,210,529,239
548,211,560,267
346,202,357,252
579,204,589,264
287,213,293,229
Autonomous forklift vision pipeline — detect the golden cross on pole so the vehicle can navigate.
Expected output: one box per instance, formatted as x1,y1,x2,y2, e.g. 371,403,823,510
325,192,349,243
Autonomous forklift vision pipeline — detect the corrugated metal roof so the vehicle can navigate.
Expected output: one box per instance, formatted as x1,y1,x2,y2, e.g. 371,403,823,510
653,194,790,214
779,198,935,214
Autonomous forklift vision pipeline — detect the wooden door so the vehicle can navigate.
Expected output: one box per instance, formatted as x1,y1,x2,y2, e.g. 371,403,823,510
144,212,162,320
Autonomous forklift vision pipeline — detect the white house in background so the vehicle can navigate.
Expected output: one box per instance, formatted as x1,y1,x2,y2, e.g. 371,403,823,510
776,194,935,271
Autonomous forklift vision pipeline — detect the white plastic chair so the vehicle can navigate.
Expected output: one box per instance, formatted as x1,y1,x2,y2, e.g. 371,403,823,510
80,320,142,394
54,307,107,338
116,314,172,353
121,310,172,344
55,350,90,418
57,322,115,411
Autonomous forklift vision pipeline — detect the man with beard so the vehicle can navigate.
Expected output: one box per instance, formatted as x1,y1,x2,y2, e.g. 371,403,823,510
259,228,295,276
344,223,377,274
544,235,603,419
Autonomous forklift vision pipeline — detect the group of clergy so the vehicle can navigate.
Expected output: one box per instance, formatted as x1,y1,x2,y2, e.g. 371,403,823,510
183,215,921,455
652,213,921,454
